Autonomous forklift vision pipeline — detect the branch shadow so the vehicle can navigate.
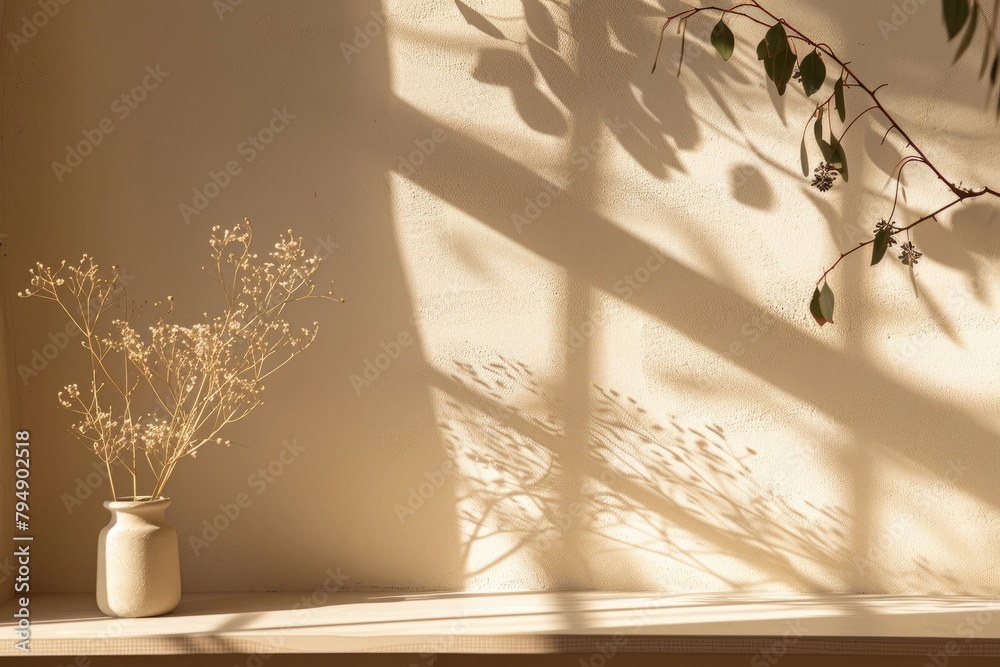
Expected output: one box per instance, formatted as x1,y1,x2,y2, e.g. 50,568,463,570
434,356,863,591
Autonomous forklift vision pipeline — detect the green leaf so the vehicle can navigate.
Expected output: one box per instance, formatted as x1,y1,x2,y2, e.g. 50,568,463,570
819,282,835,323
757,22,795,95
760,50,774,82
761,22,789,58
944,0,971,40
799,49,826,96
829,136,848,182
711,19,735,61
809,288,827,326
757,36,775,82
676,17,688,76
834,76,846,122
772,46,796,95
871,228,891,266
800,136,810,177
954,1,978,62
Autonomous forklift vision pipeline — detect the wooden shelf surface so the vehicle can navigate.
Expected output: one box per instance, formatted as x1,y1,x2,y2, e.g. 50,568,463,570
4,591,1000,656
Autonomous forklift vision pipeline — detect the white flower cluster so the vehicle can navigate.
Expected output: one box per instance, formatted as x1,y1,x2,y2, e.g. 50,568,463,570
19,219,342,500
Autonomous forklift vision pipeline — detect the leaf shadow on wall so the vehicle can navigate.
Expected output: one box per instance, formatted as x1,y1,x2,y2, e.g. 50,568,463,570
436,357,575,587
473,48,569,137
389,0,1000,595
437,357,859,591
729,163,775,211
461,0,759,180
456,0,508,40
916,201,1000,306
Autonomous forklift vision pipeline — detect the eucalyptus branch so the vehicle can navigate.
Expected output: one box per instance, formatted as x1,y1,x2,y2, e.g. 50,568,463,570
655,0,1000,324
817,197,968,286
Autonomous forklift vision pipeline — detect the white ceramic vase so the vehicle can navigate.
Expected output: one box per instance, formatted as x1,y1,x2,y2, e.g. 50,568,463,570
96,496,181,617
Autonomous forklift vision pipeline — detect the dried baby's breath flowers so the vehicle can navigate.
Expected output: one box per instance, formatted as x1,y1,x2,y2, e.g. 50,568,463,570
19,219,342,500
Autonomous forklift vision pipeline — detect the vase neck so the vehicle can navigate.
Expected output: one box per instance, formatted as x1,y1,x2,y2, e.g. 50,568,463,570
104,497,171,524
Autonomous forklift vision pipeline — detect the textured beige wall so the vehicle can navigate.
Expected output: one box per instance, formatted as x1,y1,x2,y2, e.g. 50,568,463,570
0,0,19,606
0,284,14,607
2,0,999,595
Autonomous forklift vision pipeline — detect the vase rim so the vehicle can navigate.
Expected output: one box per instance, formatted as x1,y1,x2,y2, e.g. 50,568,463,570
104,496,171,510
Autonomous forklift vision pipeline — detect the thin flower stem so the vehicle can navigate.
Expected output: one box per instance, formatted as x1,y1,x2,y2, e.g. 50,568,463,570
746,0,999,202
817,197,968,285
837,105,880,143
20,221,339,502
663,1,1000,290
655,4,768,73
106,459,117,501
888,157,925,222
663,0,1000,204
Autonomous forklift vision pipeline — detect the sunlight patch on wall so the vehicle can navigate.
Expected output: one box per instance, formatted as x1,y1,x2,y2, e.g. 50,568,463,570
586,389,848,592
428,362,568,590
864,449,1000,594
389,176,566,357
387,0,572,161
